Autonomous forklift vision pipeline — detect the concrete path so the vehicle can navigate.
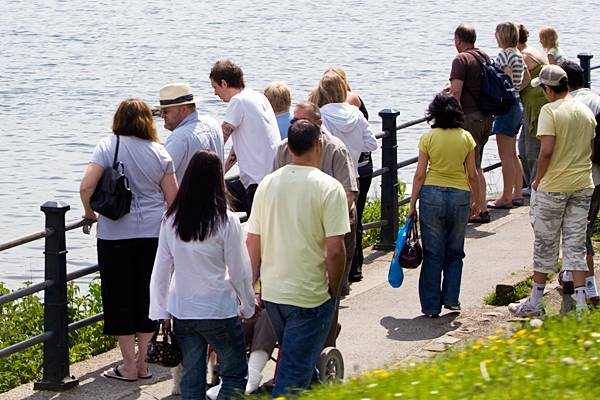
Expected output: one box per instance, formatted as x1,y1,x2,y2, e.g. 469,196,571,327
3,206,534,399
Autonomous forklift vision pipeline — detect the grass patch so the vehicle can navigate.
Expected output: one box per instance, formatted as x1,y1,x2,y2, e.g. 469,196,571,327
484,277,533,306
291,311,600,399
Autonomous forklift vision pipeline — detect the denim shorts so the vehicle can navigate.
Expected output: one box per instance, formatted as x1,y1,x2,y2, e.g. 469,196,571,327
492,98,524,137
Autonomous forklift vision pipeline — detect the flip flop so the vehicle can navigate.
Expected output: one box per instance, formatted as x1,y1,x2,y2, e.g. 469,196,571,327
102,365,138,382
139,370,153,379
512,198,524,207
468,211,491,224
487,201,513,209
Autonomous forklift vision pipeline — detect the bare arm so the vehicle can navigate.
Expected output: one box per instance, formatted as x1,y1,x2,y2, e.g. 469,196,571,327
325,235,346,297
224,148,237,173
464,150,482,214
408,151,429,217
160,172,178,208
532,135,555,190
346,92,361,108
222,122,236,143
448,79,464,103
346,192,355,211
246,232,262,285
547,54,557,65
502,66,514,84
79,163,104,220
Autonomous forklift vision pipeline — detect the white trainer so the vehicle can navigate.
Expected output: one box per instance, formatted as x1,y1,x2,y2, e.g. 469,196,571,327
508,297,544,317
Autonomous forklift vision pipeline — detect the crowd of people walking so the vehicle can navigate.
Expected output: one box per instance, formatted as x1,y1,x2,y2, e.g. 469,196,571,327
78,21,599,399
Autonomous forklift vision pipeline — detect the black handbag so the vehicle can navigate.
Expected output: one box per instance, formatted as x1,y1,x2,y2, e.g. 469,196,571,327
400,213,423,269
146,323,182,368
90,135,132,220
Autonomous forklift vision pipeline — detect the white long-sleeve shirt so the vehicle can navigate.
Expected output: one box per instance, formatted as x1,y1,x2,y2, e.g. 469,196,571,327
149,211,255,321
320,102,378,172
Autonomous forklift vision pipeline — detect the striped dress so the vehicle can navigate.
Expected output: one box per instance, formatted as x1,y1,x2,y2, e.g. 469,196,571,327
496,48,525,91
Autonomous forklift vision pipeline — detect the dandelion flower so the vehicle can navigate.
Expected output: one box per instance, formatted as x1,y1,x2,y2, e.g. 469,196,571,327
472,344,482,350
535,338,545,345
517,345,527,350
487,335,497,341
507,339,516,344
530,318,543,328
516,329,527,337
526,359,536,364
483,359,493,364
445,372,455,377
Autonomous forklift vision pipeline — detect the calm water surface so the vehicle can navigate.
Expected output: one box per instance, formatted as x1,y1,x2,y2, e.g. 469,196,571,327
1,0,599,287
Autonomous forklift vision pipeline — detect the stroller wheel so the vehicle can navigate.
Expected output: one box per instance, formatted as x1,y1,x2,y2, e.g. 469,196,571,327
317,347,344,383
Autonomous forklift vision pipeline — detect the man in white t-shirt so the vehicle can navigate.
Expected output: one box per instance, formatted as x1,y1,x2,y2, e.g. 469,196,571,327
209,60,281,214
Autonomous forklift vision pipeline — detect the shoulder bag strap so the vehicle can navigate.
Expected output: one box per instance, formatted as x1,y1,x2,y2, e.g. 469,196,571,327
112,135,120,170
412,213,420,241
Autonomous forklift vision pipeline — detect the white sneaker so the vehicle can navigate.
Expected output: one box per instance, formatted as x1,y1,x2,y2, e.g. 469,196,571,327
576,304,590,318
206,381,222,400
508,297,544,317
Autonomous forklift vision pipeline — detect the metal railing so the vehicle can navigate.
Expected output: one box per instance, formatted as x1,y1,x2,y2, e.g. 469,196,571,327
0,52,598,392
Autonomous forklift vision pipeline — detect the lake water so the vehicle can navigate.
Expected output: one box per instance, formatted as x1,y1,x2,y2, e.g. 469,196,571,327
1,0,599,288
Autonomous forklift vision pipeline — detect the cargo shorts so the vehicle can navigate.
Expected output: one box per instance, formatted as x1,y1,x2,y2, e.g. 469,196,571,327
530,188,593,274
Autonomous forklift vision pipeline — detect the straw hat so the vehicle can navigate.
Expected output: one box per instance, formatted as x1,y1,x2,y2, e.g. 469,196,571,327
156,83,200,108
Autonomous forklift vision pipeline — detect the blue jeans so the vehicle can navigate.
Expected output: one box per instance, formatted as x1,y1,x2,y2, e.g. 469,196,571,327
173,317,247,400
264,297,336,398
418,185,470,315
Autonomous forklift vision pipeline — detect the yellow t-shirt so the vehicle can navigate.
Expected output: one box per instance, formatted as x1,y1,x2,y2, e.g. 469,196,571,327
247,165,350,308
418,127,476,191
537,98,596,192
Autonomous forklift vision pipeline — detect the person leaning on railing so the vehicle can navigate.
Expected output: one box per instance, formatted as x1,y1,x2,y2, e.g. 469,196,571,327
408,92,482,318
79,98,178,382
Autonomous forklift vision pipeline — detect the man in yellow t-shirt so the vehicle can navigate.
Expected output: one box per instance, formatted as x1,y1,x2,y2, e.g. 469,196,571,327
246,120,349,397
509,65,597,317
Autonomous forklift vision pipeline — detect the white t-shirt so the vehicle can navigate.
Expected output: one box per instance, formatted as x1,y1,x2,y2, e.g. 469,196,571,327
571,89,600,185
224,88,281,187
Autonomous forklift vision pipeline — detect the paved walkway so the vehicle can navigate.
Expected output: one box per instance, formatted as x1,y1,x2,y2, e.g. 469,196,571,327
4,206,534,399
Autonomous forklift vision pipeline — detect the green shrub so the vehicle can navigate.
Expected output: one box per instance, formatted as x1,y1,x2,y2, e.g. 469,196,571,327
0,277,116,393
361,180,409,248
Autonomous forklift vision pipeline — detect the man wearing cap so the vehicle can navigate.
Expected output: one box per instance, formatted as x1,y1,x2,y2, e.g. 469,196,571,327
508,65,597,317
158,83,224,184
209,60,281,214
556,60,600,305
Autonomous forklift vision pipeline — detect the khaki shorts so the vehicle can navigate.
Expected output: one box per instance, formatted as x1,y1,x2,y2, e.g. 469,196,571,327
530,188,593,274
463,111,493,168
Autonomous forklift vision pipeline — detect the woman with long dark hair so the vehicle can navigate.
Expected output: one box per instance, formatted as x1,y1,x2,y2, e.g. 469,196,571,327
80,98,178,382
149,150,255,400
408,93,481,318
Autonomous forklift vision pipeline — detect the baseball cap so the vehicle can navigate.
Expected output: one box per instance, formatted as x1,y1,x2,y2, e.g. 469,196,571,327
531,65,568,87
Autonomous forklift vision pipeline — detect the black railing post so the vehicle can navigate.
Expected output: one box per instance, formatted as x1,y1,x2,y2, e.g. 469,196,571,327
34,201,78,391
578,52,594,89
375,109,400,251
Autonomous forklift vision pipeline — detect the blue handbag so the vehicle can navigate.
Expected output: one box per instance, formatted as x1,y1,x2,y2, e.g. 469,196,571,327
388,215,414,288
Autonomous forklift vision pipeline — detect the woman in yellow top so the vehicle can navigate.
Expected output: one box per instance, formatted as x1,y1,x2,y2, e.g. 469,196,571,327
408,93,481,318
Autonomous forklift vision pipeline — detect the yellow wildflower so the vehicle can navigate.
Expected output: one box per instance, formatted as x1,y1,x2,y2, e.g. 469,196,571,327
483,359,493,364
490,346,498,351
487,335,497,341
517,345,527,350
507,339,517,344
577,339,585,345
472,344,482,350
526,359,536,364
445,371,455,377
516,329,527,337
495,329,505,334
536,338,545,346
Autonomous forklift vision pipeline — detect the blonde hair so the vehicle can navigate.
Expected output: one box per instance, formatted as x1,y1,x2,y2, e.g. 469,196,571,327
495,22,519,48
324,66,352,91
539,26,559,49
264,81,291,114
309,73,347,108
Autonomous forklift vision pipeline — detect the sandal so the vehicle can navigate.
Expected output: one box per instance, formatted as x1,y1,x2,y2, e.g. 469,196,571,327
468,211,490,224
487,200,513,209
102,365,138,382
139,370,153,379
512,198,524,207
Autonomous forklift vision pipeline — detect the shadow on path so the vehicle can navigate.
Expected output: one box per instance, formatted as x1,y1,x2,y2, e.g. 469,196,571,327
380,312,461,342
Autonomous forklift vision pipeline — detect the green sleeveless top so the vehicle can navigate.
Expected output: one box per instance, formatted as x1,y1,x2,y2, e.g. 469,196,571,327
520,63,548,137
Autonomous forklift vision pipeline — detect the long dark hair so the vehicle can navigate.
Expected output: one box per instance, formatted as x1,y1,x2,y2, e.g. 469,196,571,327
166,151,227,241
426,92,465,129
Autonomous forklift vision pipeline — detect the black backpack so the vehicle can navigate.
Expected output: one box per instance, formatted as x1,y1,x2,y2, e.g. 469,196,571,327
466,50,517,116
90,135,132,220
